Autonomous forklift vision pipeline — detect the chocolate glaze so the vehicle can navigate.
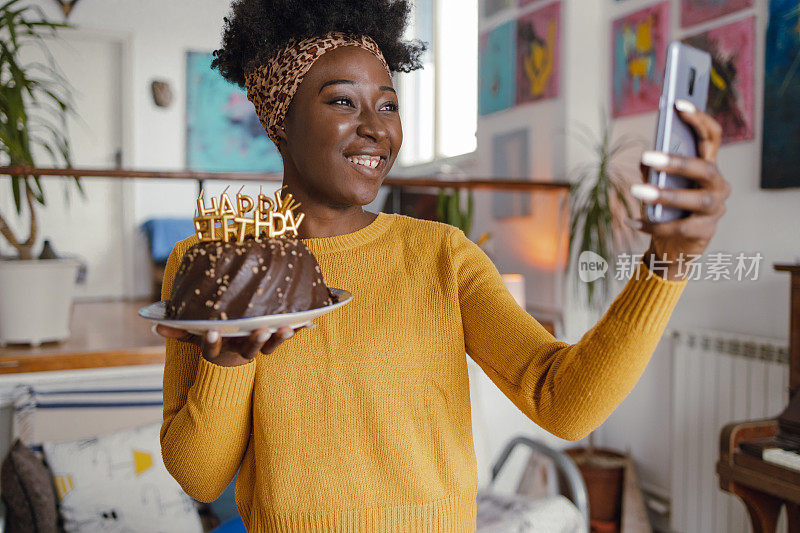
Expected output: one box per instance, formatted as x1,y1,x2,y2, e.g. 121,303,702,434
166,236,335,320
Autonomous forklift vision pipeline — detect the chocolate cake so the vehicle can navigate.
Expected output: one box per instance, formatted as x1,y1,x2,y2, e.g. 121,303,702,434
165,236,335,320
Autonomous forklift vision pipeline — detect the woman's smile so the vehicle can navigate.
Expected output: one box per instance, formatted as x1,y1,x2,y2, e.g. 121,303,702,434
344,153,388,175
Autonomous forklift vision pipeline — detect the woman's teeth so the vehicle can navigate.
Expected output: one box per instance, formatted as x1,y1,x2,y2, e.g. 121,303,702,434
347,155,381,169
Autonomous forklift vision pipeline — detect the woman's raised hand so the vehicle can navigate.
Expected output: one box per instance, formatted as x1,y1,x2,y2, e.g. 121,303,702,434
628,99,732,281
155,324,306,366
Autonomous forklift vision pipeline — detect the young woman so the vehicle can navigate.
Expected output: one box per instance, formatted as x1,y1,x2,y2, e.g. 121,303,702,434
157,0,730,530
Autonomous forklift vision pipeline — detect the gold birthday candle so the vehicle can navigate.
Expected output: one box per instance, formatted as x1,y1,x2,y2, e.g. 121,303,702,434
192,187,305,242
234,191,255,244
194,190,218,242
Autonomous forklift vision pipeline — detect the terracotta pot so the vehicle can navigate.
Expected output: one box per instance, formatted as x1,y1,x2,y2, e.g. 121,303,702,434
565,447,626,525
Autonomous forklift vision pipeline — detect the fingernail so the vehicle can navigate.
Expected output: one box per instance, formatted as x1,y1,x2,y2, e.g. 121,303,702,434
206,330,219,343
305,323,317,330
623,218,643,230
641,150,670,168
282,329,294,340
255,330,270,344
631,183,660,201
675,99,696,113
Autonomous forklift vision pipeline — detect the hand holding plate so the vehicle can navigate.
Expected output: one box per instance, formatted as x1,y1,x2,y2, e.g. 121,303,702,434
155,324,302,366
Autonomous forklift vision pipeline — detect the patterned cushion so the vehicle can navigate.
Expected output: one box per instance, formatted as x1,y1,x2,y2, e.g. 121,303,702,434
1,439,59,533
41,422,202,533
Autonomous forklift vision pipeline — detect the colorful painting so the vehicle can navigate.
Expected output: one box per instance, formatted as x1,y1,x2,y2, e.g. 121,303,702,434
761,0,800,189
479,22,516,116
485,0,514,18
186,51,282,173
683,17,755,144
515,1,560,105
681,0,753,28
492,129,531,219
611,2,670,118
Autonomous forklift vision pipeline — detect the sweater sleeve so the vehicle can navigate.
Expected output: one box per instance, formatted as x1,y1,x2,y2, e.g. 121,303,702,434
159,240,258,502
450,228,687,441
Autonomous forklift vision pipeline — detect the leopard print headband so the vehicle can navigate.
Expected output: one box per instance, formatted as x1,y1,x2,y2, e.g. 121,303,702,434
244,31,392,148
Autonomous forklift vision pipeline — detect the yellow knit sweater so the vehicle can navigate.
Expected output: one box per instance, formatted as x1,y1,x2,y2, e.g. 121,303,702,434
160,212,687,532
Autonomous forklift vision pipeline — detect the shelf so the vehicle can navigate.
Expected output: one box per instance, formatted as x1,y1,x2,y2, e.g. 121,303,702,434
0,166,571,192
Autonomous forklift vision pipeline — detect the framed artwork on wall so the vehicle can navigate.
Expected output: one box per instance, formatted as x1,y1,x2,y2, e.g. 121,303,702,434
610,2,670,118
683,17,755,144
761,0,800,189
185,51,282,173
492,128,532,219
479,21,517,116
515,1,561,105
681,0,753,28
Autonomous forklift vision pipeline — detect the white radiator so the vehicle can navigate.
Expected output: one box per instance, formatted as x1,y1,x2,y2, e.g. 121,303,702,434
669,328,790,533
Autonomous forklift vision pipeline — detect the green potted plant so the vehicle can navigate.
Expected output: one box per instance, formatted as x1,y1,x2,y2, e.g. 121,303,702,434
566,111,640,313
564,111,641,530
0,0,80,346
436,188,490,247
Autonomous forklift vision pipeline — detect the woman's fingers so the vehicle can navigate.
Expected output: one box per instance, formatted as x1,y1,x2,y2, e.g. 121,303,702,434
242,328,276,359
262,326,296,356
674,100,723,161
155,324,203,348
242,325,302,358
201,330,222,360
631,183,727,217
166,323,312,362
155,324,193,341
641,151,721,188
637,139,731,220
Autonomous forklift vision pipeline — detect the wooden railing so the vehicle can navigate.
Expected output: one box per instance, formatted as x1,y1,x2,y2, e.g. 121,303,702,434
0,166,571,192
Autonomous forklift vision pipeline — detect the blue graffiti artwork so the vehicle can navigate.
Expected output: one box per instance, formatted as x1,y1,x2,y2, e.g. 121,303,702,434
479,21,516,116
761,0,800,188
186,51,283,173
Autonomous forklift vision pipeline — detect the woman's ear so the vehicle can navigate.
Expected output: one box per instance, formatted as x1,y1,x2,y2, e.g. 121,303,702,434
276,125,288,143
273,125,288,154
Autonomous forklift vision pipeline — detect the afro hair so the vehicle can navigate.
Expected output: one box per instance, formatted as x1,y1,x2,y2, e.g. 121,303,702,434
211,0,428,88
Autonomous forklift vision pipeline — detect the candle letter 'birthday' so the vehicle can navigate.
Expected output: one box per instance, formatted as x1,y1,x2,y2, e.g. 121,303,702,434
194,186,305,243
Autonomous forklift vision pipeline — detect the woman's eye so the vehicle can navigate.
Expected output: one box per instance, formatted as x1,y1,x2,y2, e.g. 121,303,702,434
381,102,399,112
330,97,354,107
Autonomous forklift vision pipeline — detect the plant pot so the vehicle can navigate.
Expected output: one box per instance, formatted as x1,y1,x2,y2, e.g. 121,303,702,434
566,447,626,525
0,259,78,346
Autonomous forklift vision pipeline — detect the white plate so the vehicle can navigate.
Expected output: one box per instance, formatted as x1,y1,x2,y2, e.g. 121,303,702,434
138,288,352,337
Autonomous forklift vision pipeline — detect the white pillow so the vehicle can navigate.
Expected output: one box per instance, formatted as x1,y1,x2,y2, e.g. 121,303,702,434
41,422,203,533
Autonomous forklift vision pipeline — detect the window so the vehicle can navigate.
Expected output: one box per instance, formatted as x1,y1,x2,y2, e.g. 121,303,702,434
395,0,479,167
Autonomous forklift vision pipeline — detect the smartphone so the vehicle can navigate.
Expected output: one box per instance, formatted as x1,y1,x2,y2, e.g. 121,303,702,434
647,41,711,223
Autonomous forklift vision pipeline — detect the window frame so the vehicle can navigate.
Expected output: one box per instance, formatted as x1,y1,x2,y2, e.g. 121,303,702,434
392,0,478,177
